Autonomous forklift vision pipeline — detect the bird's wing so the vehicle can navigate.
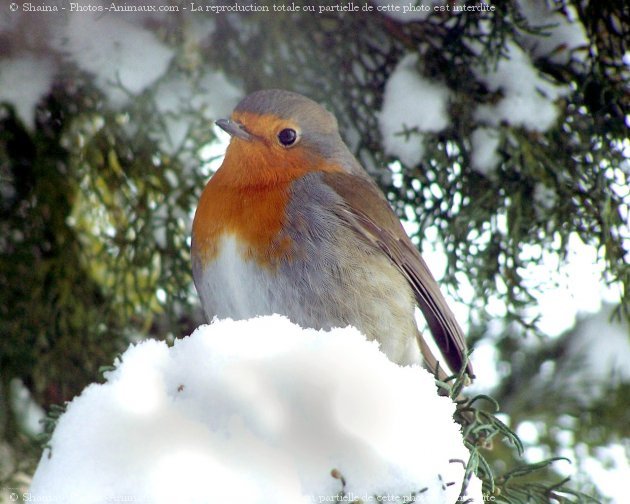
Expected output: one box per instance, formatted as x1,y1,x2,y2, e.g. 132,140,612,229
321,171,473,379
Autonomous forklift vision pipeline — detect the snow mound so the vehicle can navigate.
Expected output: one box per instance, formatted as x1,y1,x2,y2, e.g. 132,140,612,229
516,0,588,64
470,127,502,175
379,54,451,167
0,56,57,128
30,315,482,503
473,41,568,132
52,13,174,107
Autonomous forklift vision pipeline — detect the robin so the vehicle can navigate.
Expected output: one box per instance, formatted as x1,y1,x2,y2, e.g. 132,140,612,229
191,89,473,382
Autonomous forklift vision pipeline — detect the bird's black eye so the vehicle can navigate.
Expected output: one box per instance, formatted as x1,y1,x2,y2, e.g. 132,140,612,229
277,128,298,147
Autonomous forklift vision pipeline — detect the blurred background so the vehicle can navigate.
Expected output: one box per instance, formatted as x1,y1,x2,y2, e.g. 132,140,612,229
0,0,628,501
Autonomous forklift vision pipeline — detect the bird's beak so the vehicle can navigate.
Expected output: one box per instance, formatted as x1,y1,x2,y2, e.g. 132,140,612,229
215,119,253,141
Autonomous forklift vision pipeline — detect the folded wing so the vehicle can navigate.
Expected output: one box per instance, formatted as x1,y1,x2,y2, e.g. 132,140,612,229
322,171,474,380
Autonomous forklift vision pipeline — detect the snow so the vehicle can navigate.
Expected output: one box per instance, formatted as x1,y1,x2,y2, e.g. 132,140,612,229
474,41,568,132
10,379,45,437
152,71,242,154
533,183,557,212
29,316,482,504
567,304,630,390
467,40,570,175
379,54,451,166
0,55,56,128
516,0,589,64
52,13,174,107
470,127,501,175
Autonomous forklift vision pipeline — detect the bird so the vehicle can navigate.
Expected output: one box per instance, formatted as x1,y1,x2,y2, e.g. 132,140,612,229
191,89,473,382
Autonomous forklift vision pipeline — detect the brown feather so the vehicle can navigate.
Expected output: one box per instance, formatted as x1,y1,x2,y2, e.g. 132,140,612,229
321,171,474,380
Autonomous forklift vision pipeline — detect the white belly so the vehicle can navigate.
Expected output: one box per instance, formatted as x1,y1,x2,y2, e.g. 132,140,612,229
195,235,280,320
193,234,420,365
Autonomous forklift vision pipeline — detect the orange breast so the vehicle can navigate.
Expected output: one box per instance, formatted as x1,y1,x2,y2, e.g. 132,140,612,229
192,117,344,267
192,177,293,266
